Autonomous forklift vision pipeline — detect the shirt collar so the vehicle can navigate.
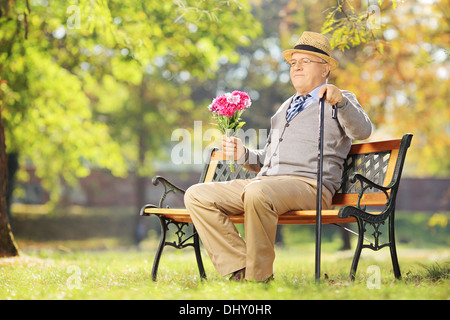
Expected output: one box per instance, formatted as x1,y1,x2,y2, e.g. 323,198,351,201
293,82,326,102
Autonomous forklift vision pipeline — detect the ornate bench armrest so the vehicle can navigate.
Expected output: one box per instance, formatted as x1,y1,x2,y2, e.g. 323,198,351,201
152,176,186,208
350,173,391,193
339,173,396,223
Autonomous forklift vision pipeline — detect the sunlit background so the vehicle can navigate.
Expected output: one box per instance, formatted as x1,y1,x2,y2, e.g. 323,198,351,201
0,0,448,253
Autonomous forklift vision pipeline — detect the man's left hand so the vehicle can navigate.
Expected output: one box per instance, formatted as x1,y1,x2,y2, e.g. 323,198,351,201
318,84,343,106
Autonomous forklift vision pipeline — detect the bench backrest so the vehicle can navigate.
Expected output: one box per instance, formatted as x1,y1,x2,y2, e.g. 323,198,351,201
198,134,413,208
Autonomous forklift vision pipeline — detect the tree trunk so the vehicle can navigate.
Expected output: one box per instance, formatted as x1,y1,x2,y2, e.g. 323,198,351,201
133,89,150,246
0,106,19,257
134,173,147,246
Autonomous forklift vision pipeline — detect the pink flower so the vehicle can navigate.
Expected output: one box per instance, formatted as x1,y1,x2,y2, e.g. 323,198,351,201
209,95,228,114
226,92,240,105
208,90,251,125
232,90,251,110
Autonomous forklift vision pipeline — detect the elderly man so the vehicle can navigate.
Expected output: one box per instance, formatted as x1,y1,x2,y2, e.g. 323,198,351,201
184,31,372,282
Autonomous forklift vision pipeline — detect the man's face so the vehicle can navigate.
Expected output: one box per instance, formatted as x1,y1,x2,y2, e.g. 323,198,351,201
289,52,330,95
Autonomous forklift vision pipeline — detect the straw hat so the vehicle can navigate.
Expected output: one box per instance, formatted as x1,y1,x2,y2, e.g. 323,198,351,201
282,32,338,70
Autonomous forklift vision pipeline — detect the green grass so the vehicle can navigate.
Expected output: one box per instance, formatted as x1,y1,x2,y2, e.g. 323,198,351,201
1,244,448,300
4,208,449,300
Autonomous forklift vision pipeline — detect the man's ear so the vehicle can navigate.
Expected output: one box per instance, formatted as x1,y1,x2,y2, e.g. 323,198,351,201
323,64,331,78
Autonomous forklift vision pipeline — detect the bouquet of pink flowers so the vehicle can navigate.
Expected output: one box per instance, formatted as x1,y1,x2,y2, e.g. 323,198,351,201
208,90,252,172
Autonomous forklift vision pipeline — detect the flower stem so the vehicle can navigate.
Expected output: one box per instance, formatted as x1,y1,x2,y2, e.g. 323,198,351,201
225,128,235,173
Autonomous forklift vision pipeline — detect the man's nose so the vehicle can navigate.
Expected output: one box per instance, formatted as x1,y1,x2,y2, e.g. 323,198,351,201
294,61,304,70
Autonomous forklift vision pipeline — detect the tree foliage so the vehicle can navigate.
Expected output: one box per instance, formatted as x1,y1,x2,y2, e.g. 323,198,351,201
326,0,449,177
276,0,449,177
0,0,261,203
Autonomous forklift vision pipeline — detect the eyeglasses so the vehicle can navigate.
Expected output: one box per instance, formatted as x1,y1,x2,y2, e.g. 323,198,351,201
288,58,328,68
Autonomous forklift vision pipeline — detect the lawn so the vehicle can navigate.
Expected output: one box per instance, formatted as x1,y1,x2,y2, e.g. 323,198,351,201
2,208,448,302
0,243,448,301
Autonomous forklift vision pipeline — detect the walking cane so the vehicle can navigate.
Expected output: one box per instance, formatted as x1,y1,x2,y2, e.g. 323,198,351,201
315,94,337,283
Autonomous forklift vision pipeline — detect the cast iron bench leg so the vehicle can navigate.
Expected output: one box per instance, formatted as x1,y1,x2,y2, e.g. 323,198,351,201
389,214,402,279
151,216,168,281
349,217,364,281
193,226,207,280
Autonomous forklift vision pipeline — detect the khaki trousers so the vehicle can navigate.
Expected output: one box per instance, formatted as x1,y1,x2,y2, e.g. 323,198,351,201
184,175,333,281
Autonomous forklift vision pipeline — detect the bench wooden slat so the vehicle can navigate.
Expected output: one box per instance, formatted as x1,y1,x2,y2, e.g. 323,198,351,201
143,208,357,225
348,138,401,154
331,192,388,207
383,148,399,187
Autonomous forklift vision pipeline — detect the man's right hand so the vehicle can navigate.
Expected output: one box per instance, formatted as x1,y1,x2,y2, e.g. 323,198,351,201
222,135,245,161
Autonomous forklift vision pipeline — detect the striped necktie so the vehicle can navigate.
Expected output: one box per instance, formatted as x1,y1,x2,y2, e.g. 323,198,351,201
286,94,310,122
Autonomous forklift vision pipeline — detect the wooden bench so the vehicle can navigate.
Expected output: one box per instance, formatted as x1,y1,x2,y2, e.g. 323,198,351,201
140,133,413,281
